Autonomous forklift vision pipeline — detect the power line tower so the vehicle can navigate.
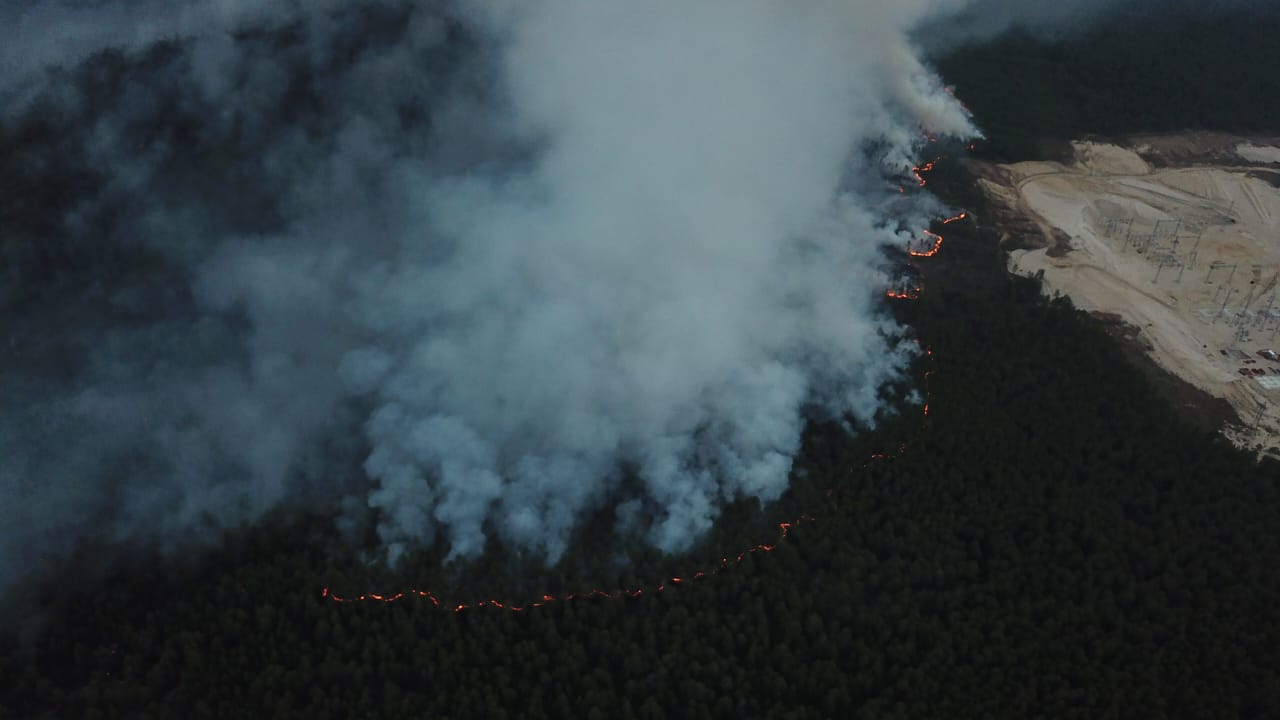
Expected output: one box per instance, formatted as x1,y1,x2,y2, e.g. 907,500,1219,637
1255,293,1276,329
1217,286,1237,323
1132,233,1157,254
1157,259,1175,283
1106,217,1133,240
1237,282,1260,330
1153,249,1185,284
1153,218,1173,242
1205,260,1236,285
1187,230,1205,270
1155,217,1182,242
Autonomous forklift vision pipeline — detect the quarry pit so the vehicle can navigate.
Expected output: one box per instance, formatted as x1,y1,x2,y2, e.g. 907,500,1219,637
976,135,1280,455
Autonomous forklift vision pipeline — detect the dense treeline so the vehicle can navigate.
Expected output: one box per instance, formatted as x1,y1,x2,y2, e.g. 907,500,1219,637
934,7,1280,160
6,170,1280,717
8,11,1280,719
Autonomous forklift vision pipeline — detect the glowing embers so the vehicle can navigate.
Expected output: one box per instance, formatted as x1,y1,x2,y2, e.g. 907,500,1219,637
908,230,944,258
911,157,941,187
324,217,947,613
322,587,440,606
907,212,967,260
886,268,923,300
321,348,937,614
941,85,975,120
322,516,820,612
900,147,968,260
923,369,936,417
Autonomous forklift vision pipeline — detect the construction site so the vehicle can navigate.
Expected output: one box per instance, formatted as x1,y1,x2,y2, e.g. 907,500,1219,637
976,136,1280,454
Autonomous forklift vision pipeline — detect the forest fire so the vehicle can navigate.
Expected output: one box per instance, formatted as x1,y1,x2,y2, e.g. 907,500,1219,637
909,230,944,258
941,85,974,119
322,350,939,613
908,212,967,259
321,517,821,609
905,154,966,257
321,165,954,614
912,157,940,187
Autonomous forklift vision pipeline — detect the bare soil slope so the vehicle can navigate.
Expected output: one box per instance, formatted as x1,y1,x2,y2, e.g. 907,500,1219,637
978,137,1280,454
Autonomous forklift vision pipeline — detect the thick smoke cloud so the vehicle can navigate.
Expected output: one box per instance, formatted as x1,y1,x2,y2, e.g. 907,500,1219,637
0,0,977,595
0,1,333,93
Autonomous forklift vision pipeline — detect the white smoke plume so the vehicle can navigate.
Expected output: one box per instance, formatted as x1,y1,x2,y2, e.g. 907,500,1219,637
0,0,976,595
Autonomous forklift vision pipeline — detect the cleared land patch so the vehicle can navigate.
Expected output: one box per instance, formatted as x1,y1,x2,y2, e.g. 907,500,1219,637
978,138,1280,454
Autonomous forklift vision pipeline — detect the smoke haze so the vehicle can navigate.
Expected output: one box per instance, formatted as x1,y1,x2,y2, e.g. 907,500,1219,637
1,0,979,596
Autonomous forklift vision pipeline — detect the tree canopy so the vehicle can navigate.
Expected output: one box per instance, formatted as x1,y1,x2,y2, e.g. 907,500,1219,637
7,8,1280,718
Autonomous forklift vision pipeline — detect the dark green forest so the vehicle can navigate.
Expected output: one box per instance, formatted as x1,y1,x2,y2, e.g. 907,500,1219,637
7,7,1280,719
934,6,1280,160
8,168,1280,718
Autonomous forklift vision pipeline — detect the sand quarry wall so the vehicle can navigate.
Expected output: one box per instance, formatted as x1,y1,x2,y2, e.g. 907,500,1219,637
979,137,1280,454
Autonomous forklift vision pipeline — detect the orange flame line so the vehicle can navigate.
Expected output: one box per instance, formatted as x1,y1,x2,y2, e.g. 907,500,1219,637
911,157,941,187
907,212,967,260
324,511,870,609
322,202,953,614
321,369,934,612
902,154,966,261
909,230,944,258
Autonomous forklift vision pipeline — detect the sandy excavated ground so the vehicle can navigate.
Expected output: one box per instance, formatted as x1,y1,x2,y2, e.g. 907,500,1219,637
977,136,1280,454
